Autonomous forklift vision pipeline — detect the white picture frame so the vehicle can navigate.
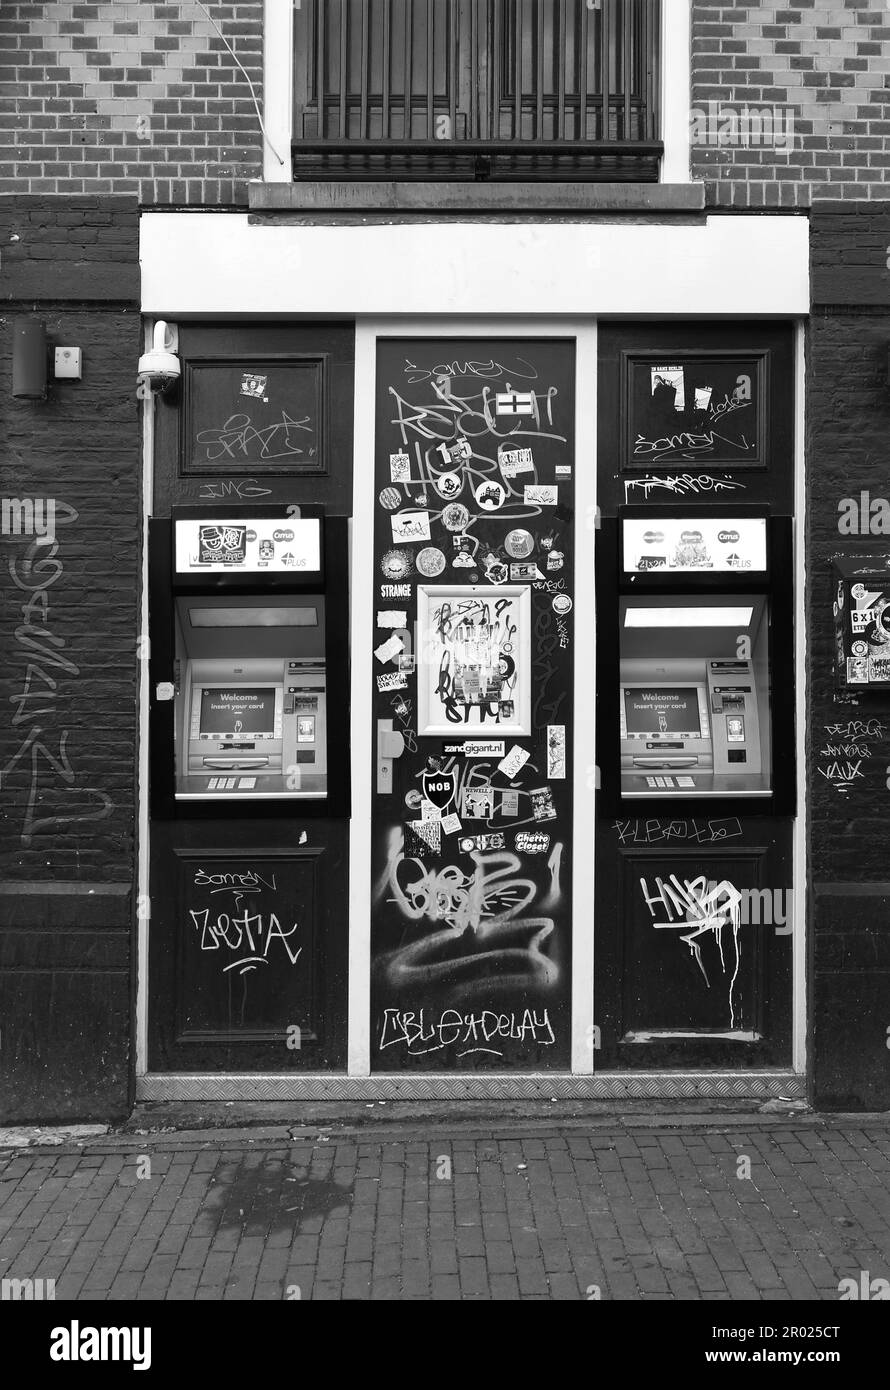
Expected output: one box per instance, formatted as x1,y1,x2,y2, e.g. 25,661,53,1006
416,584,532,737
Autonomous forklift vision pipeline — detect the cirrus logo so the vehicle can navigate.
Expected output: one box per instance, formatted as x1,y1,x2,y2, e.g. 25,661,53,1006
717,530,740,543
272,529,294,542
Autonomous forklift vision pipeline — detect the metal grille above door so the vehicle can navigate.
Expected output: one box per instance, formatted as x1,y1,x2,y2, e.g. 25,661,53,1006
293,0,662,180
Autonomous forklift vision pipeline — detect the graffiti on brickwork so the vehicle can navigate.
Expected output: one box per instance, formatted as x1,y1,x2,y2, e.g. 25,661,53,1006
1,503,114,846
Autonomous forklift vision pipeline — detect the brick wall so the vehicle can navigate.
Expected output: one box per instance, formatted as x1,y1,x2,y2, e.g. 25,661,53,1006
807,202,890,1109
692,1,890,207
1,1,263,206
0,197,139,1121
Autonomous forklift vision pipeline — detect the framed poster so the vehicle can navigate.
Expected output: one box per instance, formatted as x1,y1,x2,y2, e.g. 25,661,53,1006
621,350,768,471
181,355,326,476
416,585,531,737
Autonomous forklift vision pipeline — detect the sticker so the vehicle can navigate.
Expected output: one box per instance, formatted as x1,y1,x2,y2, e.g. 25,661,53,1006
412,490,429,507
694,386,713,412
870,657,890,681
379,486,402,510
459,832,505,853
847,656,869,683
405,789,423,810
377,610,407,628
498,745,531,779
391,511,431,544
505,529,534,559
440,812,462,835
381,582,411,598
546,550,564,572
452,552,475,568
540,534,555,550
515,831,550,854
390,451,411,481
422,768,457,811
397,653,416,674
420,797,441,821
851,640,869,657
240,372,267,400
651,364,686,412
498,447,534,478
530,786,557,822
199,524,245,564
377,671,408,692
443,740,505,757
437,438,472,466
500,789,520,817
554,465,572,477
416,546,446,577
552,594,573,616
496,390,535,415
484,561,509,585
442,503,470,532
475,480,506,512
462,786,495,819
524,484,557,506
547,725,566,779
435,472,463,500
374,634,405,664
405,820,441,856
381,550,413,580
510,562,542,581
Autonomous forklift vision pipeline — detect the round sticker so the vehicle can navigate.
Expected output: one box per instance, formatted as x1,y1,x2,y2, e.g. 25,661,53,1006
435,472,463,500
852,640,868,657
442,503,470,532
405,789,422,810
485,562,509,585
552,594,573,615
505,529,534,559
381,549,413,580
416,547,446,577
475,480,506,512
379,487,402,510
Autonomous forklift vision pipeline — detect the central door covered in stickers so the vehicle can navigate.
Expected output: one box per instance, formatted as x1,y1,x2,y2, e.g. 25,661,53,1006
370,340,575,1070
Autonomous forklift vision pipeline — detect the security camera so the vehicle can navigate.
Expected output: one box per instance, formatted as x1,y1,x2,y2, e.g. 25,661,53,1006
137,320,180,392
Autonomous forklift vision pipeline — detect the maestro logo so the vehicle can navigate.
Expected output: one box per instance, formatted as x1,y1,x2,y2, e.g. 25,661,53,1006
717,529,740,544
680,530,703,544
421,768,456,811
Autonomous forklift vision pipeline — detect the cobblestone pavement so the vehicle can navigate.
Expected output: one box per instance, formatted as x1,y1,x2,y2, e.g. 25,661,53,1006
1,1116,889,1301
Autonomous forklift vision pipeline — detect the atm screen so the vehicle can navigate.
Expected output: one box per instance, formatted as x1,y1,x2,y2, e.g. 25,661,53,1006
623,687,703,739
198,687,277,738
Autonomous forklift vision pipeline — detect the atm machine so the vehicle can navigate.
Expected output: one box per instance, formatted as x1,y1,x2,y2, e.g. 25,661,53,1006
149,505,349,815
600,506,795,813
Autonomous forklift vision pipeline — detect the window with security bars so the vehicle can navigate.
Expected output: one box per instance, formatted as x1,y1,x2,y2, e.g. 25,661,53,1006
293,0,662,181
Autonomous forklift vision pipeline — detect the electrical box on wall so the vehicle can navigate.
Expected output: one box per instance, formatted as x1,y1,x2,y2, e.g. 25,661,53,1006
54,346,82,379
832,555,890,689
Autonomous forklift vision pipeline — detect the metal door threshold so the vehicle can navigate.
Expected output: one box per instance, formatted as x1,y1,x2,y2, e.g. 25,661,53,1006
137,1072,806,1102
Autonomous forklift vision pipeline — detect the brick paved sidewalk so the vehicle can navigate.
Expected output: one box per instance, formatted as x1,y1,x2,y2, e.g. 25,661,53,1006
0,1117,888,1301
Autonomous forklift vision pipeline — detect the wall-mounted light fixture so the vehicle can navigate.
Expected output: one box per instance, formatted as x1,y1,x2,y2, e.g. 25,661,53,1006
12,316,48,400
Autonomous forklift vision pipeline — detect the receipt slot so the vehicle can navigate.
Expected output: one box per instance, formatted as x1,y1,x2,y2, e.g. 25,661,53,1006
149,505,349,815
597,506,795,814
